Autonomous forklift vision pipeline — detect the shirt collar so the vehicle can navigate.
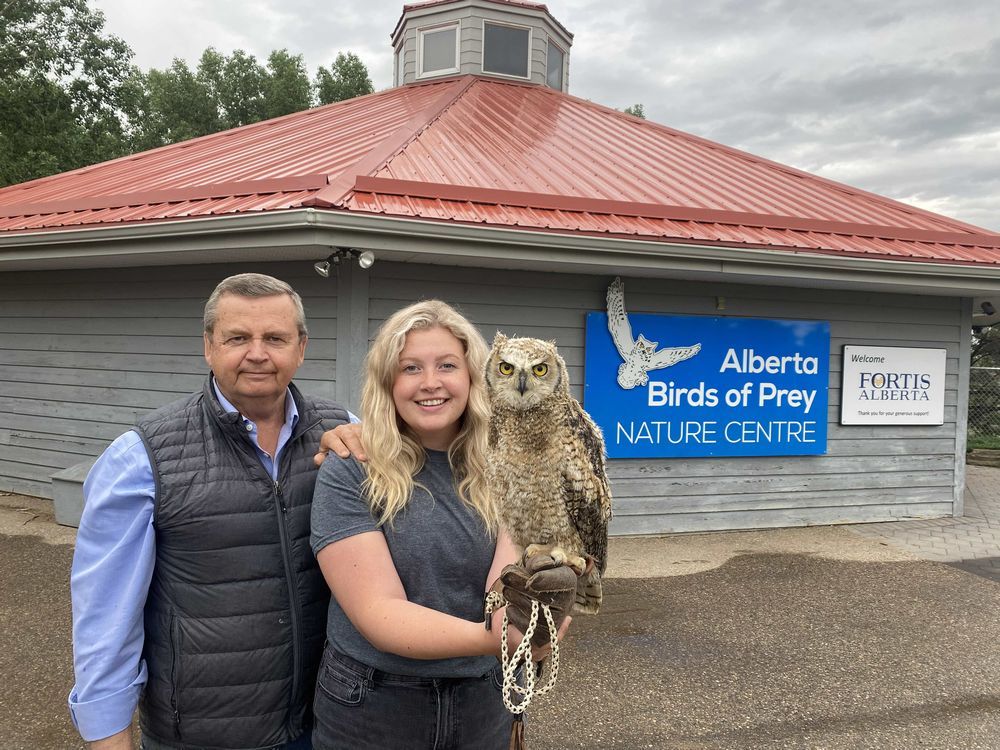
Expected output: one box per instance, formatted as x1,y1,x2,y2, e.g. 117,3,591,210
211,377,299,431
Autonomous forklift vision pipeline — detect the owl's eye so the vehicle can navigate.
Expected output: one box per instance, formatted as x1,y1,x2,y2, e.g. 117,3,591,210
498,361,514,376
532,363,548,377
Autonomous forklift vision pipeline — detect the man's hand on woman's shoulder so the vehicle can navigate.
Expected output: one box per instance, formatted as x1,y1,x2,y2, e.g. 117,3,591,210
315,422,367,465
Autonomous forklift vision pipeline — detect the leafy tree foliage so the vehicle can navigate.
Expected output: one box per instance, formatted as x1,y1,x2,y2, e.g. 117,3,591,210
216,49,267,128
131,49,303,148
623,103,646,119
116,48,371,149
1,0,136,184
970,325,1000,440
973,325,1000,367
0,0,376,186
264,50,313,119
138,59,223,147
315,52,374,105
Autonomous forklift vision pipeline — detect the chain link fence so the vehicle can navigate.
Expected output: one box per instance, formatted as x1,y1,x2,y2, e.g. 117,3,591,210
969,367,1000,439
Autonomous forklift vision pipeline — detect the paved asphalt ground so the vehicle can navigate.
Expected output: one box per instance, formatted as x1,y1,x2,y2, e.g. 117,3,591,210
1,465,998,750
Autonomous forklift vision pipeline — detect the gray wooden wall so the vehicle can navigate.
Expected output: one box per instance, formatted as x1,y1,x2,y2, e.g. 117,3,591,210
367,262,967,534
0,257,967,535
0,262,338,498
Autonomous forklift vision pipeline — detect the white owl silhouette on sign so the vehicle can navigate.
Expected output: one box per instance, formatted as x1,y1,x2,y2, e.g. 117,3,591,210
606,277,701,389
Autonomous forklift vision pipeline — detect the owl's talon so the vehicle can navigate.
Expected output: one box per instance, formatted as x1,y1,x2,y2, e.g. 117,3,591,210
566,555,587,576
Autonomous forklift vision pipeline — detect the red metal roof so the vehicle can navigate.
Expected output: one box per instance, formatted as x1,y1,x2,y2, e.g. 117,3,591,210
1,75,998,265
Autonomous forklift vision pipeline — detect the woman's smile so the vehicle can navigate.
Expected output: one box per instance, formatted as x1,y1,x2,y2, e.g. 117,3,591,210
392,326,471,451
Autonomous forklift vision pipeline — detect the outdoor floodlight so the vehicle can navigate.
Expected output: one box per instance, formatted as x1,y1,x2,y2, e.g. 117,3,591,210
313,248,376,277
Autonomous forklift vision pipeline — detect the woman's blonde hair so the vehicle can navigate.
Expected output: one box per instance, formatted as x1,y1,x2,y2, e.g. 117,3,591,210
360,299,497,533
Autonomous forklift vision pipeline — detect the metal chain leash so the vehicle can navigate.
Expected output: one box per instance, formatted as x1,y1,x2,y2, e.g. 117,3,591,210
484,590,561,714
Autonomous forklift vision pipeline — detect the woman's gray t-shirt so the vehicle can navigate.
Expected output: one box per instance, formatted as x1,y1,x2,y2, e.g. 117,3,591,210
310,449,497,677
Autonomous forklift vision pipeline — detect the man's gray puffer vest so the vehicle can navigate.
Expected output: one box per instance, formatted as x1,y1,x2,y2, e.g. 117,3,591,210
135,376,348,750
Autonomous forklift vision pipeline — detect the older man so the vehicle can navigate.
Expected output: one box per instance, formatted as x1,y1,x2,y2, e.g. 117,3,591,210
70,273,350,750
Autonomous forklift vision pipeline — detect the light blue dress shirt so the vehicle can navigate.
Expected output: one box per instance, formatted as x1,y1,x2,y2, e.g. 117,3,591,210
68,382,350,742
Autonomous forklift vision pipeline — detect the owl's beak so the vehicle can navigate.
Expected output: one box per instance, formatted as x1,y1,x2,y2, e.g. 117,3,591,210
517,372,528,395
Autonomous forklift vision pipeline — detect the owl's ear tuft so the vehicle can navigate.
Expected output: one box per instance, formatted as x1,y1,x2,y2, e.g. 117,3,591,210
492,331,508,348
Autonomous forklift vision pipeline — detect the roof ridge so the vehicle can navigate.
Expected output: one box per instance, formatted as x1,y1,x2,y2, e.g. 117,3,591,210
302,76,479,209
0,175,330,219
353,176,1000,247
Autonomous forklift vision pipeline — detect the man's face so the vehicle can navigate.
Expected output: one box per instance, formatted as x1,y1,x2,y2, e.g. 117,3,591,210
204,293,307,410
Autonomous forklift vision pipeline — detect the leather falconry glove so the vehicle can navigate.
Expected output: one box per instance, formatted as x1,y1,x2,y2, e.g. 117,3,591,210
494,553,578,648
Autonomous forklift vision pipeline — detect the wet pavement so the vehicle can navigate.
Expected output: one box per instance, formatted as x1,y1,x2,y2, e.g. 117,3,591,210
2,476,999,750
533,555,1000,749
0,531,80,750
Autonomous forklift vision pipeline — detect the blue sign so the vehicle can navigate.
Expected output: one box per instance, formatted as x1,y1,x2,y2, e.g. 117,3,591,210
584,311,829,458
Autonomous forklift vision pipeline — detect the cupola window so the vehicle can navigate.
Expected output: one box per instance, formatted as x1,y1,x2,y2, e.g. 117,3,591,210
418,23,459,77
482,20,530,78
394,1,571,88
546,40,564,90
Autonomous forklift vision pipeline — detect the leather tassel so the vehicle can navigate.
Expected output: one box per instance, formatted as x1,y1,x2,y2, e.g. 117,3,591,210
509,715,526,750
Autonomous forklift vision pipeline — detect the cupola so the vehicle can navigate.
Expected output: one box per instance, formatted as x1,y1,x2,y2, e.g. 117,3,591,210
391,0,573,90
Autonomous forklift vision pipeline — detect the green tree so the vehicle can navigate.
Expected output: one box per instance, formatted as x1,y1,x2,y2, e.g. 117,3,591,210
970,325,1000,441
135,59,222,148
973,325,1000,367
623,104,646,119
315,52,374,105
0,0,136,186
195,47,227,118
130,47,276,148
2,9,377,183
218,49,267,128
263,49,312,119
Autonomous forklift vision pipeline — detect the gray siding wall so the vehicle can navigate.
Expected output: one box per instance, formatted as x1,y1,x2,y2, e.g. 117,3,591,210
0,256,968,535
0,262,337,498
367,262,965,534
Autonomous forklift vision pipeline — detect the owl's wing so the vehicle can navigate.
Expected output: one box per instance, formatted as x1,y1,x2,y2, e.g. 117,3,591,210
647,342,701,371
606,277,634,360
563,400,613,574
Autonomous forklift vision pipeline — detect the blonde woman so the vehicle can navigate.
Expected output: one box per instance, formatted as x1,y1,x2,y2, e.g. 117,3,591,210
310,300,552,750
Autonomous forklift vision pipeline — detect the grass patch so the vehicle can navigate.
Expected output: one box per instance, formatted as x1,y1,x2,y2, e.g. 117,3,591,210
968,435,1000,450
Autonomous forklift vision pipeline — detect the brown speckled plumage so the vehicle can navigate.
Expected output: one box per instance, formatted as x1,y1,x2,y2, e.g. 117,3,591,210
485,334,612,614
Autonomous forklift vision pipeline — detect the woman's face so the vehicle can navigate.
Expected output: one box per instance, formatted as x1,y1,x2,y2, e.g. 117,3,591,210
392,326,471,451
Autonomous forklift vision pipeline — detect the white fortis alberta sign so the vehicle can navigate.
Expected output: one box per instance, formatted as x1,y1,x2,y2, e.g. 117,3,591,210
840,345,947,425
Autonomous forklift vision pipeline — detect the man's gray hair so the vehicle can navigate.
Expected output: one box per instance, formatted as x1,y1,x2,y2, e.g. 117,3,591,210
203,273,308,338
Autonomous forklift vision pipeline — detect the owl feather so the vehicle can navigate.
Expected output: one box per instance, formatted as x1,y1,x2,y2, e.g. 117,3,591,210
485,333,612,614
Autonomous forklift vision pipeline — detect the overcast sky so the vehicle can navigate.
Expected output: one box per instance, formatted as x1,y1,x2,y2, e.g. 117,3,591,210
92,0,1000,231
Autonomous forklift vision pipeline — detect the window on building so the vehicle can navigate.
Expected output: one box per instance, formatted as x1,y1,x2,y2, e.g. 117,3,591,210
419,23,459,77
482,21,530,78
546,40,564,90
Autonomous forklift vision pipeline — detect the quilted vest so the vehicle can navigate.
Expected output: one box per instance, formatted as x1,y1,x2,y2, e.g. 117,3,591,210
135,376,348,750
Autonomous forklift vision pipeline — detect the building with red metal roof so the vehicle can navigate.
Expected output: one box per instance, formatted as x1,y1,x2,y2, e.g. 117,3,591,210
2,73,999,266
2,0,998,532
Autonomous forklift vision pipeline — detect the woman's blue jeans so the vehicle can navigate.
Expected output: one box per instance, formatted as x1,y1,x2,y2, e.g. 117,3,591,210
311,646,516,749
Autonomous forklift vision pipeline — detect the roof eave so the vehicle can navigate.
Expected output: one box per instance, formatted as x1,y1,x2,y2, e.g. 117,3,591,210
2,210,1000,297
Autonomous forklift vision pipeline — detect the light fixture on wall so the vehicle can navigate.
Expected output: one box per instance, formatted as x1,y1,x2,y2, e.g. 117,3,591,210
972,298,1000,332
313,248,376,277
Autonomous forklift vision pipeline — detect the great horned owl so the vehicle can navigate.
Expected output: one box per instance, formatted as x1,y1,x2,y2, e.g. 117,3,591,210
485,333,612,614
607,276,701,389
